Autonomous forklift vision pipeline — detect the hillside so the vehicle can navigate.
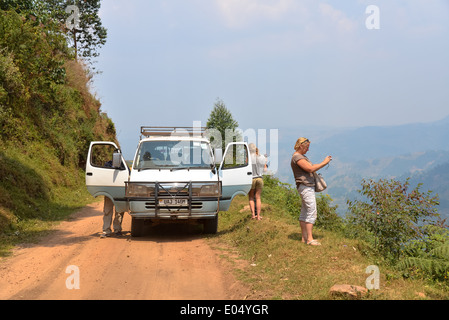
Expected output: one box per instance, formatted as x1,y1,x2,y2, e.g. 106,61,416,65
407,161,449,218
0,9,116,252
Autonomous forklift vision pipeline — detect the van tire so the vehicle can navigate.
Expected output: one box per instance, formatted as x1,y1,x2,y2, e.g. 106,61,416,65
203,216,218,234
131,217,144,237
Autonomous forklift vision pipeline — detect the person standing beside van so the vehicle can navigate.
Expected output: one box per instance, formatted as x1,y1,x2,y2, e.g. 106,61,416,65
100,160,125,238
248,143,267,220
291,138,332,245
101,196,125,238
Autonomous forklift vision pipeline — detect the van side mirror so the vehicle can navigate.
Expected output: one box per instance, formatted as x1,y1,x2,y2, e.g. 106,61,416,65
214,148,223,164
112,150,122,168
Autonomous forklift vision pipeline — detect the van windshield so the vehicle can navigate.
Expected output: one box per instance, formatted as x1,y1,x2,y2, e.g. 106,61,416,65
134,140,214,170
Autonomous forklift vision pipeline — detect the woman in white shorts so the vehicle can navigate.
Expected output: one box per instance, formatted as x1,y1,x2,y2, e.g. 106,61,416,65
291,138,332,245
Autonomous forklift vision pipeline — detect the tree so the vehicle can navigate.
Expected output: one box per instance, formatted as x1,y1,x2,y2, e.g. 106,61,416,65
0,0,35,11
41,0,107,66
206,98,240,150
1,0,107,68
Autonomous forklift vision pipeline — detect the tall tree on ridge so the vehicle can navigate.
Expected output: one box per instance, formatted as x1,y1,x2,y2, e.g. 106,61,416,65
206,98,240,151
43,0,107,67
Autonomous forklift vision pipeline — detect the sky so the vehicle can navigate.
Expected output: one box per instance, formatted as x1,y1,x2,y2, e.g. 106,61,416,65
91,0,449,160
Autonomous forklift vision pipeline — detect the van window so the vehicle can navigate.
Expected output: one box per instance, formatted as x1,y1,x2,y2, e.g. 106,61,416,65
90,144,116,168
90,144,126,169
222,144,249,169
134,140,213,170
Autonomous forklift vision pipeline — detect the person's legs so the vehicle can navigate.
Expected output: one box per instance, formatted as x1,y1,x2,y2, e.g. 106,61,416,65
299,220,307,243
301,221,314,244
248,189,256,219
113,211,124,234
102,197,114,237
255,188,263,220
298,185,318,244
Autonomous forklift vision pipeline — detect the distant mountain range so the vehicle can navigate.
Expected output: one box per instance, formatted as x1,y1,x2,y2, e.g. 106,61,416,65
310,115,449,162
406,161,449,218
273,115,449,220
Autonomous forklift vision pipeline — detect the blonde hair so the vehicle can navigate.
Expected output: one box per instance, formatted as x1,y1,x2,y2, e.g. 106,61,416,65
294,137,310,151
249,143,256,154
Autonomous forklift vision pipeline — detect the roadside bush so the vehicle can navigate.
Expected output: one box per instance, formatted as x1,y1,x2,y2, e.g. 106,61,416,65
261,175,301,221
315,193,343,231
346,178,441,262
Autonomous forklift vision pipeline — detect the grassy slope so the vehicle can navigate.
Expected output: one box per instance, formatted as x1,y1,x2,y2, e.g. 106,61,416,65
0,142,97,256
0,10,115,255
209,195,449,300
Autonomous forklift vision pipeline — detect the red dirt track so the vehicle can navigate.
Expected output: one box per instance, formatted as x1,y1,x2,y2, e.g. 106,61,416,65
0,201,248,300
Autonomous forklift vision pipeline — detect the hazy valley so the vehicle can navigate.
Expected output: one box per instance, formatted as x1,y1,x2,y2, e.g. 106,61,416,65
273,115,449,220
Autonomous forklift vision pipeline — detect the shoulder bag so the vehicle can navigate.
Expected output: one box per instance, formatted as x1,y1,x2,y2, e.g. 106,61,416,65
313,172,327,193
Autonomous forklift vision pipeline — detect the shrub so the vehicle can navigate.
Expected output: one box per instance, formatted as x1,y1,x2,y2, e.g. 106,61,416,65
398,224,449,282
315,193,343,231
346,178,441,262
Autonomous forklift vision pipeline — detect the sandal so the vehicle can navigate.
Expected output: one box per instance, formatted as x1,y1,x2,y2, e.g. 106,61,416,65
307,240,321,246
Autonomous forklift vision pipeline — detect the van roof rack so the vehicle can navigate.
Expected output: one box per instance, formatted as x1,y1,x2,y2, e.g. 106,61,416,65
140,126,207,139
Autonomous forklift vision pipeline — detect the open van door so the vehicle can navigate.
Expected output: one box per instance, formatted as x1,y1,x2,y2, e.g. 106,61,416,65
218,142,252,211
85,141,130,213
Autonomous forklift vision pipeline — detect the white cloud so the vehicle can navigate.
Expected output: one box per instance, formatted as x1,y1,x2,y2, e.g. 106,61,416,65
209,0,360,61
215,0,307,28
389,0,449,38
99,0,139,20
319,3,357,34
215,0,358,33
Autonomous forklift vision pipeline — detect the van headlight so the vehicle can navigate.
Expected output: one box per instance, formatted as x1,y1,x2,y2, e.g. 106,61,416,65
192,182,221,197
126,183,155,197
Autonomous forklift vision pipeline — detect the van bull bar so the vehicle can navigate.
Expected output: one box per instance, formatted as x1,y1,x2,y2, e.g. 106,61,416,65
125,181,221,217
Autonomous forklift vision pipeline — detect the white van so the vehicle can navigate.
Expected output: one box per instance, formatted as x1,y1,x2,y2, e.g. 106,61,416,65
85,126,252,236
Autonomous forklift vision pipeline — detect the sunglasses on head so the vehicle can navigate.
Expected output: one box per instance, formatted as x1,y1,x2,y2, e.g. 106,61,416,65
302,139,310,144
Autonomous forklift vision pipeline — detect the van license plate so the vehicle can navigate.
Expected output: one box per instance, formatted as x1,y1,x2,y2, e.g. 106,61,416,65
159,199,188,206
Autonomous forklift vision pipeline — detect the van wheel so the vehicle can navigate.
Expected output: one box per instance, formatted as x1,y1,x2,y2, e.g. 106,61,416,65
203,216,218,234
131,218,144,237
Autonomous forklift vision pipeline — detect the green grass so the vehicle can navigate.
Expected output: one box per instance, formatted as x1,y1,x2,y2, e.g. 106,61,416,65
208,195,449,300
0,141,97,257
0,191,95,257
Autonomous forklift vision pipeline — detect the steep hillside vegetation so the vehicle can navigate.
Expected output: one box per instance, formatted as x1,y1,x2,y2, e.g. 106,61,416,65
0,9,116,251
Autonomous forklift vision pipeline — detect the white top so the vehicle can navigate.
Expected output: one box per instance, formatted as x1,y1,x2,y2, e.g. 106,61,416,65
251,153,267,178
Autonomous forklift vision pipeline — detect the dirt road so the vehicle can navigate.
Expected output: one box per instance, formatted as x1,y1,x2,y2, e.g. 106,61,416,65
0,201,248,300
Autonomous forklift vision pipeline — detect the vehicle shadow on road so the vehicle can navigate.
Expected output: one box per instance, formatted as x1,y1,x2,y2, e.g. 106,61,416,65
123,222,206,243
